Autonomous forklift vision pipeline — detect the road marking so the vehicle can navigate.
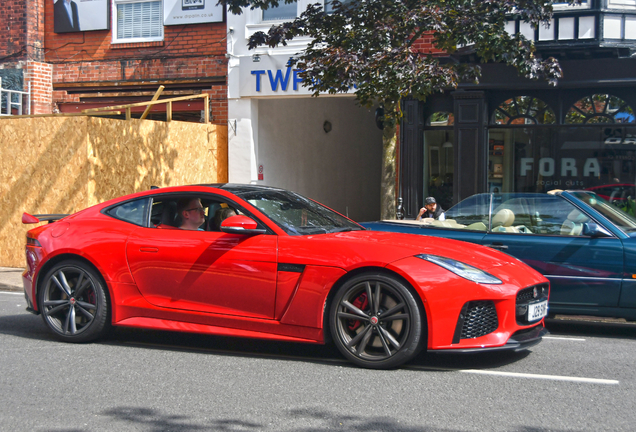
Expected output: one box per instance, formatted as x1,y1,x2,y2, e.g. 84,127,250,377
543,336,586,341
121,341,618,385
460,369,618,385
0,292,23,295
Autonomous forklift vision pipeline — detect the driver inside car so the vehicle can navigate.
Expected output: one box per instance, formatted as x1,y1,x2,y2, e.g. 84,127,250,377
176,197,206,231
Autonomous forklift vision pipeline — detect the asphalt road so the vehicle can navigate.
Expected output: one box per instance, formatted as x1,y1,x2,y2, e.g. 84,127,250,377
1,290,635,432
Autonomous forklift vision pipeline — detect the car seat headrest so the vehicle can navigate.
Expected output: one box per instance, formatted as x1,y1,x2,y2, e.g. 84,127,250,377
492,208,515,228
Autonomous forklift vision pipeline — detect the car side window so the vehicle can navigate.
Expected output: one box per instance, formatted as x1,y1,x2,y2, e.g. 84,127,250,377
106,198,149,226
444,194,490,231
150,195,244,231
491,195,589,236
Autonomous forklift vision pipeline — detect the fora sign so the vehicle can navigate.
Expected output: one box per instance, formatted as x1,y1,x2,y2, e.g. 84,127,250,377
519,158,600,177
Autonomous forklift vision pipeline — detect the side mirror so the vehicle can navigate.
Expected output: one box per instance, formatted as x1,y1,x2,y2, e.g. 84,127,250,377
220,215,266,235
582,222,612,238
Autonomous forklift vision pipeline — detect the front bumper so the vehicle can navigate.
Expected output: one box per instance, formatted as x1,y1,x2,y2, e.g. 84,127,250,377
429,325,548,353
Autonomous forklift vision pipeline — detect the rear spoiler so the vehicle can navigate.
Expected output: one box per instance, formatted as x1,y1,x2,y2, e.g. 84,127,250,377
22,213,70,224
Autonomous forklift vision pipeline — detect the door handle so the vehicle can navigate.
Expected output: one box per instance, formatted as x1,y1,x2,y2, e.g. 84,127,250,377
139,247,159,253
485,243,508,250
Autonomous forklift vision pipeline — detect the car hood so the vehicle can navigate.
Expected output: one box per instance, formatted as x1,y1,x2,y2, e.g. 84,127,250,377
277,230,517,271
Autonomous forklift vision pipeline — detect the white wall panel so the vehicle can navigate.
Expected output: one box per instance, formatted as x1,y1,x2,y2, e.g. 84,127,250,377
626,17,636,39
539,19,555,41
604,15,623,39
558,17,575,40
578,16,595,39
257,98,382,221
519,22,535,41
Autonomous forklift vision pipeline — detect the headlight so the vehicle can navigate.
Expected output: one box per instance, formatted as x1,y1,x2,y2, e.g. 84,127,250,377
416,254,502,284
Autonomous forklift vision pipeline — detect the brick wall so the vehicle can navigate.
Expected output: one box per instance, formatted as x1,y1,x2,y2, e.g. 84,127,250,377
0,0,28,60
25,60,52,114
41,2,228,122
412,34,444,55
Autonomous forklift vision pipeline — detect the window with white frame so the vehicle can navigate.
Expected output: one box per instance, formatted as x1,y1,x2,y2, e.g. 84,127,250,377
262,0,298,21
245,0,353,47
553,0,589,10
113,0,164,43
607,0,636,9
324,0,354,14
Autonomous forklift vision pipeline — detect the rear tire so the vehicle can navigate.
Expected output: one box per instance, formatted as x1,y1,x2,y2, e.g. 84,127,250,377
329,273,424,369
38,260,110,342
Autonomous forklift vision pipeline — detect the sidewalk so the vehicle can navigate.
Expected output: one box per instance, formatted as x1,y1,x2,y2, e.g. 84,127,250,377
0,267,24,292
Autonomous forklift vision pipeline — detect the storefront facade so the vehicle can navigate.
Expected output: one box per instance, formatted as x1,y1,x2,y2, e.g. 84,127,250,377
399,1,636,218
227,4,383,222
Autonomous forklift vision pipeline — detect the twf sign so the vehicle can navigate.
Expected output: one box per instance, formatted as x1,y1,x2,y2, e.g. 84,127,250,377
251,69,304,92
238,55,353,98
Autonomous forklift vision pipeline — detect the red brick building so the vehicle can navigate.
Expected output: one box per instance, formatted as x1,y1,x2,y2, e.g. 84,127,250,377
1,0,227,123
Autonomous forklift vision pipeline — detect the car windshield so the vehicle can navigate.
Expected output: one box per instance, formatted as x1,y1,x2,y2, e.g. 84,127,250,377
230,188,362,235
570,191,636,233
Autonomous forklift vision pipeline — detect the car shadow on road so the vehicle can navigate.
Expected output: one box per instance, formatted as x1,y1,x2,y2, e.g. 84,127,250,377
0,311,56,341
0,312,554,371
6,310,634,372
545,318,636,340
104,326,534,372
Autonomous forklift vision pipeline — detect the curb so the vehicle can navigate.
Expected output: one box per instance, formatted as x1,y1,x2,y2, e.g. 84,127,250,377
0,268,25,293
0,284,22,292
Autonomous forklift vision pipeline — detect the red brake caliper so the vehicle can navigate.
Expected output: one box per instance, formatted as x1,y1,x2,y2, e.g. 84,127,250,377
348,292,369,331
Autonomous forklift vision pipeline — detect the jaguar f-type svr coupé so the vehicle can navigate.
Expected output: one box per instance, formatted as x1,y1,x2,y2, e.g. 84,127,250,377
22,184,549,369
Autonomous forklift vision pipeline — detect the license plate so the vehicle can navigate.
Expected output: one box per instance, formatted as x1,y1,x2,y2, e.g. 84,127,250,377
528,300,548,321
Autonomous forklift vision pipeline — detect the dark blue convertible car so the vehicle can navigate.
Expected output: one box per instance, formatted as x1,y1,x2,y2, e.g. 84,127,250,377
363,191,636,321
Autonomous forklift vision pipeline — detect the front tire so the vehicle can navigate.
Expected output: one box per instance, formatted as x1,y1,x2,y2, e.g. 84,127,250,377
38,260,110,342
329,273,424,369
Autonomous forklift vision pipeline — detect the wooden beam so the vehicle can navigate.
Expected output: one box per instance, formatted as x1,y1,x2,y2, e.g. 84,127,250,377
81,93,209,113
140,85,164,120
0,112,122,119
75,90,198,98
204,94,209,123
53,77,225,89
167,101,172,122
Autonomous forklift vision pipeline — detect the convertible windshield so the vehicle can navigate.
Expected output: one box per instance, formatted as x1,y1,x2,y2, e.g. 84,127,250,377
570,191,636,233
229,188,362,235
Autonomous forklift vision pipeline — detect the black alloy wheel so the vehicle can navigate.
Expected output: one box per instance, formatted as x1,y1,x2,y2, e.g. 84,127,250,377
39,260,110,342
329,273,424,369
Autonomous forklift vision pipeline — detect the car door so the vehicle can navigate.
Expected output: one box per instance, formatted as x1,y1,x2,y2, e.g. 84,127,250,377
126,196,277,319
480,194,624,310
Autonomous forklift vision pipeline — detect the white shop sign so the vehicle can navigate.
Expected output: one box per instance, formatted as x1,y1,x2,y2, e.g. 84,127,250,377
238,56,353,98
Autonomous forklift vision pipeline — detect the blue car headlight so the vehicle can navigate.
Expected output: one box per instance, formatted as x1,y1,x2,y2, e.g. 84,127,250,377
416,254,502,285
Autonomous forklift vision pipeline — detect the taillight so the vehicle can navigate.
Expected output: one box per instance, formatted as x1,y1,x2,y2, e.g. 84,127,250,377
26,236,41,247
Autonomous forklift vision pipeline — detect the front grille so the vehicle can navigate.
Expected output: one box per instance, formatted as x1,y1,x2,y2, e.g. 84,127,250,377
516,283,550,325
458,301,498,340
516,283,549,303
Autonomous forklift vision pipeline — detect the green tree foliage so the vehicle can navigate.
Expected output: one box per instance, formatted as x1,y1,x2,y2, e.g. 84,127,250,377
221,0,579,218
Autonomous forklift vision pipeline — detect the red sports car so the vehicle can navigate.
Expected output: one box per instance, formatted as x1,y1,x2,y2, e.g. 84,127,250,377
22,184,549,369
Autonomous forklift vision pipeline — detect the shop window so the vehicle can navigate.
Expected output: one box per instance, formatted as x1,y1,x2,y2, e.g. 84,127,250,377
113,0,164,44
565,94,635,124
424,112,454,210
426,112,454,127
492,96,556,125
